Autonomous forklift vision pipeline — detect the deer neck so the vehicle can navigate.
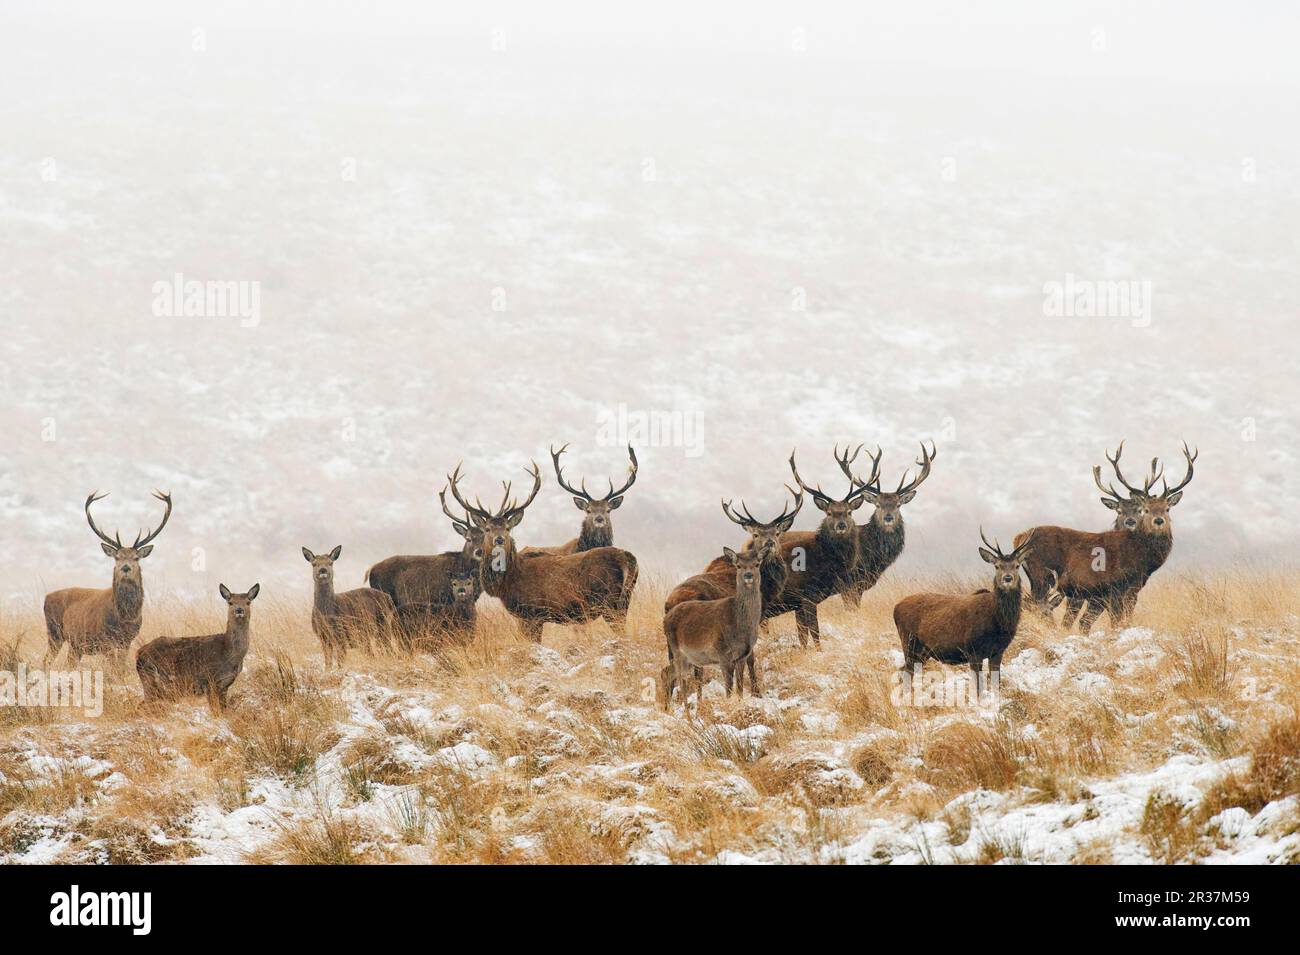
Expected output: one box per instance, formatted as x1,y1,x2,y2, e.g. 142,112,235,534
225,614,252,662
817,522,858,567
732,580,763,636
863,520,905,562
995,585,1022,634
113,575,144,621
480,541,519,597
312,578,337,615
577,519,612,551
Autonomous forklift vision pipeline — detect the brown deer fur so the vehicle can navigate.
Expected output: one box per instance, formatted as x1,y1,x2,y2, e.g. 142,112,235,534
44,491,173,669
136,584,258,712
660,544,770,708
395,572,478,649
366,489,484,611
449,462,638,642
304,546,397,666
893,530,1034,695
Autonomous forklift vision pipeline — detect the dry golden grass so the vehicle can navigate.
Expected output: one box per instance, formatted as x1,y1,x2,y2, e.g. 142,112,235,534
0,569,1298,863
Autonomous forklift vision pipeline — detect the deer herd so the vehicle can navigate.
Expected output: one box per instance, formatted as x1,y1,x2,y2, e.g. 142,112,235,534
35,439,1196,715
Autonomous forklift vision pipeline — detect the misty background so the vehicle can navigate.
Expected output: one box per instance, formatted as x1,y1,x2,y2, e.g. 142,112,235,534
1,1,1297,608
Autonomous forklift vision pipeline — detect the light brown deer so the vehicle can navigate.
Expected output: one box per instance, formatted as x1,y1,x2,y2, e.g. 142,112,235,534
520,444,638,557
893,529,1035,696
659,542,772,709
44,490,172,669
448,462,638,642
1015,442,1195,631
366,489,484,609
304,546,397,665
836,441,935,607
136,583,259,713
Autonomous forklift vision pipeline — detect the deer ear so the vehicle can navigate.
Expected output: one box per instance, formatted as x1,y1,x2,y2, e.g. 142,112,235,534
453,521,472,538
302,547,315,562
248,583,260,600
897,490,917,505
219,583,232,601
978,547,998,565
101,542,119,558
329,545,342,561
722,546,739,564
1099,497,1120,510
572,497,589,511
506,512,526,529
607,496,624,510
811,497,830,512
136,544,154,558
1165,490,1183,507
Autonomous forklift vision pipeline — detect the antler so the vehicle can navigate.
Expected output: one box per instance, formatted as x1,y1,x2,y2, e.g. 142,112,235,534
550,443,638,502
979,525,1005,558
721,484,804,529
979,525,1033,559
133,490,172,548
790,449,864,506
1010,528,1037,560
835,443,883,491
500,461,543,522
439,485,474,528
447,463,491,525
1160,442,1198,498
894,440,937,495
84,491,122,550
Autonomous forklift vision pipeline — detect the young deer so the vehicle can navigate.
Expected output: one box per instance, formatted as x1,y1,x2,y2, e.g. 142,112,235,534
366,488,484,609
837,441,936,607
660,543,772,709
520,444,638,556
304,546,397,665
448,462,638,642
44,491,173,670
761,450,869,648
136,583,259,712
893,530,1035,697
395,572,478,649
1015,442,1195,631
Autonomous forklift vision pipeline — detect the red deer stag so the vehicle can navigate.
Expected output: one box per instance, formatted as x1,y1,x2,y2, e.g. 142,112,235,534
893,529,1035,697
760,450,870,648
521,444,638,556
304,546,397,665
1015,442,1195,631
448,462,638,642
367,488,484,642
44,490,173,669
659,542,773,709
136,583,259,712
836,441,936,607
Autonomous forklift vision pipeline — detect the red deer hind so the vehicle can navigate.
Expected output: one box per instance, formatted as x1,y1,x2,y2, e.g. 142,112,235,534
44,490,172,669
303,546,397,665
448,461,638,642
521,444,638,557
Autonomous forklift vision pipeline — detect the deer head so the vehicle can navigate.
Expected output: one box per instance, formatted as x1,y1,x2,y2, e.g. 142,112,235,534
450,572,477,602
550,443,637,543
722,486,803,556
837,441,935,534
446,461,543,567
978,528,1036,591
789,450,868,538
218,582,260,622
722,541,774,593
1095,441,1196,537
439,487,485,562
85,490,172,587
302,545,343,585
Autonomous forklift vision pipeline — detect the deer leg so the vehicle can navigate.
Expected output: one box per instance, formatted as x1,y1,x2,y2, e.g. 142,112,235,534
1078,600,1104,632
1059,597,1084,630
988,652,1004,699
970,659,985,700
796,601,820,649
722,662,734,697
746,654,760,696
734,656,747,698
1114,589,1138,627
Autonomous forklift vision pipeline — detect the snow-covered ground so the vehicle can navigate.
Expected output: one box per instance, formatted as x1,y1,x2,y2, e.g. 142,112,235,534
1,2,1298,609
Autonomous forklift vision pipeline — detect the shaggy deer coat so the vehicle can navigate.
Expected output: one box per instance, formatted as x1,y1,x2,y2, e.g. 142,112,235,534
136,584,258,711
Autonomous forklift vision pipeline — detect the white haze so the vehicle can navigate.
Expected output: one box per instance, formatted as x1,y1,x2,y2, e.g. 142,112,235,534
1,1,1297,607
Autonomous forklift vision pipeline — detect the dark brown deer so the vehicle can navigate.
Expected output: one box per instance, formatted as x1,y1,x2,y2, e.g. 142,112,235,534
836,441,936,607
659,543,772,709
44,490,173,669
448,462,638,642
396,572,478,650
367,488,484,613
761,450,869,648
893,529,1035,696
136,583,259,712
1015,442,1195,631
304,546,397,666
520,444,638,557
